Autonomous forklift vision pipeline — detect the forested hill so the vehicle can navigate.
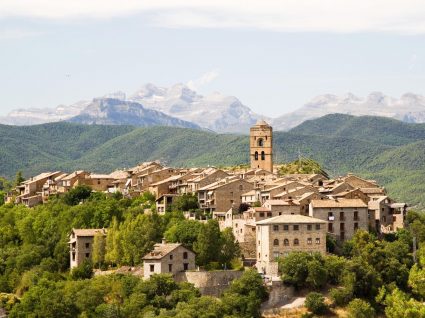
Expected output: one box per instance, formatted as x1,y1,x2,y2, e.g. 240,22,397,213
1,114,425,207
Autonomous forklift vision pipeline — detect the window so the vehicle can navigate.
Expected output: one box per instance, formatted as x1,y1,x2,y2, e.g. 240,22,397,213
169,254,173,260
85,253,90,258
294,238,299,245
284,239,289,246
340,223,345,231
97,179,101,185
283,225,289,231
315,224,321,230
354,211,359,221
260,212,264,217
340,232,345,241
307,224,312,231
328,223,333,232
273,225,279,231
293,225,299,231
184,263,189,271
354,222,359,230
261,151,265,160
72,252,75,261
273,239,279,246
150,265,155,272
168,264,173,272
258,138,264,146
340,211,345,221
254,151,259,160
239,185,243,191
328,212,334,221
273,251,280,259
183,251,188,259
267,212,272,217
315,238,320,244
85,243,90,248
258,240,260,245
307,238,312,245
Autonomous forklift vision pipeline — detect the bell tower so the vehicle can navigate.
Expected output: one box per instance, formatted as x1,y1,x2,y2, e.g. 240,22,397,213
250,120,273,172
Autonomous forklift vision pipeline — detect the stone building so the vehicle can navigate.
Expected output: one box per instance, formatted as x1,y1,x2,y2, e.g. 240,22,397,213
143,241,196,279
198,178,254,213
69,228,107,268
309,198,369,241
250,120,273,172
256,215,327,276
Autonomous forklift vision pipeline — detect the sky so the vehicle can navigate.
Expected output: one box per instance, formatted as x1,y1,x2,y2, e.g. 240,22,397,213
0,0,425,117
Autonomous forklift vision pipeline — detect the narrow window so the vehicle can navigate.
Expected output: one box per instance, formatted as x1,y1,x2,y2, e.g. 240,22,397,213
150,264,155,272
169,254,173,260
168,264,173,272
261,151,265,160
328,223,333,232
273,225,279,231
85,253,90,258
293,225,299,231
307,238,312,245
184,263,189,271
254,151,259,160
258,138,264,147
283,225,289,231
354,222,359,230
273,239,279,246
307,224,312,231
284,239,289,246
85,243,90,248
315,224,321,230
315,238,320,244
183,252,188,259
294,239,299,245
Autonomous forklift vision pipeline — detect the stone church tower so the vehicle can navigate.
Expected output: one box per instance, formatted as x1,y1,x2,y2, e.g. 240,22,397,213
250,120,273,172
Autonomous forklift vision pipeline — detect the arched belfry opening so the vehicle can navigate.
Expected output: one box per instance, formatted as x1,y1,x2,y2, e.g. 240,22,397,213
250,120,273,172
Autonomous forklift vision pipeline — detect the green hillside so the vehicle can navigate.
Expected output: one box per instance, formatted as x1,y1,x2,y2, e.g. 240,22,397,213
1,114,424,207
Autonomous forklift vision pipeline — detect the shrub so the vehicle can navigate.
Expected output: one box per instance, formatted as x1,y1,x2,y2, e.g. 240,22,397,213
70,260,93,280
347,299,375,318
305,292,327,315
330,287,353,306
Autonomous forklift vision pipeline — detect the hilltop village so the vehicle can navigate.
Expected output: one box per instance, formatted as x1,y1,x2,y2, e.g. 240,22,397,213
5,120,407,280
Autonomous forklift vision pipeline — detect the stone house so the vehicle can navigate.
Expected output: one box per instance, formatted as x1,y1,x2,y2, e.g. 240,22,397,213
273,185,318,201
198,178,254,213
333,188,370,203
256,215,327,276
56,170,90,193
309,198,369,241
13,171,63,207
368,196,407,233
156,194,179,214
69,228,107,268
143,241,196,279
263,199,301,215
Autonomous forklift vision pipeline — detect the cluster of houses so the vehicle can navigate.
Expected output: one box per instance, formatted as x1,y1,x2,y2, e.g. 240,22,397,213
5,120,408,277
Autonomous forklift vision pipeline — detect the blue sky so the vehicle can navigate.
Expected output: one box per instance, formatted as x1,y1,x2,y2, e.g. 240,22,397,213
1,0,425,117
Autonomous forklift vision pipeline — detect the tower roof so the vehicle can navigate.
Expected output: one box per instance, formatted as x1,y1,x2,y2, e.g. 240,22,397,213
255,119,270,126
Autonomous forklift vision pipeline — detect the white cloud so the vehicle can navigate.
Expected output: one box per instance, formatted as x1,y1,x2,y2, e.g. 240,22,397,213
187,70,220,91
0,29,44,40
1,0,425,34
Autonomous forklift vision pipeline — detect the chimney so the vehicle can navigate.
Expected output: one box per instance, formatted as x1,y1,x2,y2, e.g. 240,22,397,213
162,238,167,244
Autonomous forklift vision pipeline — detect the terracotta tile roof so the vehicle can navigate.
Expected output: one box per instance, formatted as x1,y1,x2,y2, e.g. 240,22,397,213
360,187,385,194
311,199,368,208
71,228,106,237
256,214,327,225
143,243,190,260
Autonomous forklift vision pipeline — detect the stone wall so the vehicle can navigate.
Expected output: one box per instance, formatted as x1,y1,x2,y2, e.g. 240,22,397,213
261,281,295,310
174,270,243,297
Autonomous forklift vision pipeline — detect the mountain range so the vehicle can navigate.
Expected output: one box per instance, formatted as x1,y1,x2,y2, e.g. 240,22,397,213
1,114,425,208
2,84,425,133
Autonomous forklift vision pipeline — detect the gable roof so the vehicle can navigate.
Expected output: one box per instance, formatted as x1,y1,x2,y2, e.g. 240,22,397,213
310,199,368,208
142,243,193,260
71,228,106,237
256,214,327,225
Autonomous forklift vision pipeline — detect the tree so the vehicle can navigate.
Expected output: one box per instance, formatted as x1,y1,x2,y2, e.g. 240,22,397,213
238,203,250,214
92,232,106,269
347,299,375,318
13,171,25,187
70,260,93,280
305,292,327,315
164,219,203,250
381,288,425,318
408,264,425,299
63,185,92,205
105,218,122,266
279,252,312,288
306,259,328,289
219,228,240,268
279,158,328,178
222,269,268,318
171,194,199,212
193,220,221,266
